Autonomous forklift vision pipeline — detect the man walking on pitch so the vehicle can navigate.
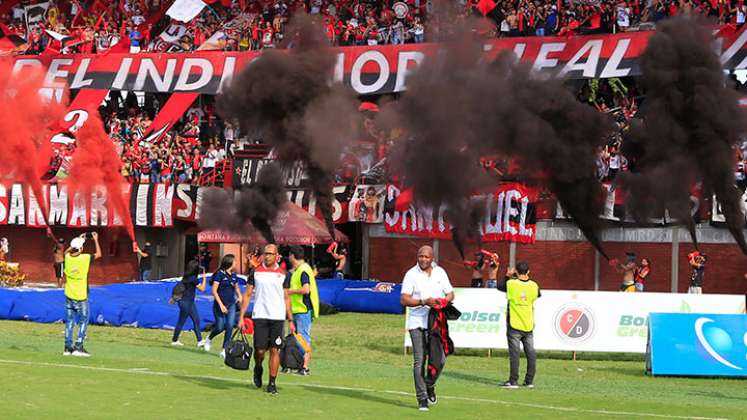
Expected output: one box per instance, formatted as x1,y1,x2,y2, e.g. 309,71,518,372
239,244,294,395
63,233,102,357
287,245,319,375
496,261,540,388
400,245,454,411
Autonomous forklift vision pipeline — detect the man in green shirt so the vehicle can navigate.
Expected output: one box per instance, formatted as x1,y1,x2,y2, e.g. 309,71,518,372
494,261,540,388
63,233,102,357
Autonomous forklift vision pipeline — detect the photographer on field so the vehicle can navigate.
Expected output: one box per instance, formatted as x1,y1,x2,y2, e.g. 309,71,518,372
495,261,540,389
688,251,707,294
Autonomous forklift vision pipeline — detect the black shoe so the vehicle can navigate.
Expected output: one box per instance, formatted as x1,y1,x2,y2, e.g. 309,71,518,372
501,381,519,389
266,383,278,395
63,346,73,356
295,368,310,376
427,386,437,405
280,368,290,374
72,346,90,357
417,399,429,412
253,366,263,389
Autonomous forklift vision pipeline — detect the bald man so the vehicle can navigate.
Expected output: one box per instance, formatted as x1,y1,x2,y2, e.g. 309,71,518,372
239,244,293,395
400,246,454,412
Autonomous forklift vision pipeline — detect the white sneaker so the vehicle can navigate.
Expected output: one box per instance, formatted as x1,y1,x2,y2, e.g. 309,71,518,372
171,341,184,347
219,349,225,359
203,339,211,352
197,339,208,348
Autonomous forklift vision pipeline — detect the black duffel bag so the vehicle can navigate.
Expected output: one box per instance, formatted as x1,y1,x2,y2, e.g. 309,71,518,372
224,328,253,371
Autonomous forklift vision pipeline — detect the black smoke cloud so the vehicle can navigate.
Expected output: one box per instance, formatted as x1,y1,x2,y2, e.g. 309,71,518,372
217,15,359,239
621,16,747,254
383,33,612,257
198,163,286,244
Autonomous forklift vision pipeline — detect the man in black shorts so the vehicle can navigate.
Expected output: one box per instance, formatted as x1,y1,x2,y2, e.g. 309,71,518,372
239,244,294,395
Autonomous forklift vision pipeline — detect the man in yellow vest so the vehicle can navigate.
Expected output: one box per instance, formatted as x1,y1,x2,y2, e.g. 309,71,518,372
63,233,102,357
287,245,319,376
494,261,540,389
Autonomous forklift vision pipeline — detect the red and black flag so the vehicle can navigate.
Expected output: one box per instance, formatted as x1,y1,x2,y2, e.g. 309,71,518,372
0,24,28,56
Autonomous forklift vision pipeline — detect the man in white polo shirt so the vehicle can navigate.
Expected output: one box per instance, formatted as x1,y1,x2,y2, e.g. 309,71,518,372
400,245,454,412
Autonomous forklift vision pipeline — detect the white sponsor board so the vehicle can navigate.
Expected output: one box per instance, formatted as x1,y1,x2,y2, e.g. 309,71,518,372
404,289,746,353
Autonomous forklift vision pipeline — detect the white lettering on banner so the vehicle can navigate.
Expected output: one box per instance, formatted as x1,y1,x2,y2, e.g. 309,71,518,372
8,184,24,225
351,51,389,94
217,56,237,94
174,58,213,91
90,187,108,226
63,110,89,133
0,185,7,224
333,53,344,83
154,184,174,227
69,191,87,226
48,185,67,224
600,38,632,78
135,184,150,226
12,59,42,76
394,51,425,92
134,58,177,92
175,184,194,219
27,188,46,227
69,58,94,89
112,57,134,90
532,43,566,74
404,289,746,352
44,59,74,89
559,40,602,78
512,43,526,60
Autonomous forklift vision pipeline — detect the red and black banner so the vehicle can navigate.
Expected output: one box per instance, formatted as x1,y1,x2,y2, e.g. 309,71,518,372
11,25,747,96
383,183,538,243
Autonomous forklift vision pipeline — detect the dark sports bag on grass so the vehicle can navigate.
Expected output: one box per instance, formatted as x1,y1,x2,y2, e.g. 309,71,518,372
280,333,304,371
224,328,253,371
168,281,186,304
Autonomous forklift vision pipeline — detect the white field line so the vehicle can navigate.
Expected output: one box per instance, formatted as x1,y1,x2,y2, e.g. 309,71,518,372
0,359,728,420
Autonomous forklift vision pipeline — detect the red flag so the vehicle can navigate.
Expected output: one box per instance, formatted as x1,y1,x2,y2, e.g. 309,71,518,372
476,0,496,16
395,188,414,212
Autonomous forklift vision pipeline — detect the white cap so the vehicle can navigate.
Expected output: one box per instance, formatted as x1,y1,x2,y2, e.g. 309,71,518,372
70,237,86,250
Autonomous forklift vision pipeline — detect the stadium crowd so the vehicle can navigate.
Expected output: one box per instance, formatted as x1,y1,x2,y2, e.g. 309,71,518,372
5,0,746,56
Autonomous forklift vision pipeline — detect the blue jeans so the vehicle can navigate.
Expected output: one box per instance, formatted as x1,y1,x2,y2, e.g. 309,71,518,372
414,34,424,43
140,270,151,281
65,298,90,348
535,28,545,37
293,310,313,348
635,282,644,292
209,302,237,349
173,300,202,342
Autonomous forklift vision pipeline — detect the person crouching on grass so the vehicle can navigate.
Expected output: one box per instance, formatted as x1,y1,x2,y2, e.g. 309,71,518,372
400,245,454,412
63,233,101,357
203,255,241,358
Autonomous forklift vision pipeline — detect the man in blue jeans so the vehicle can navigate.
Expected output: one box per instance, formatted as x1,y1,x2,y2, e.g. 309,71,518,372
287,245,319,375
63,233,102,357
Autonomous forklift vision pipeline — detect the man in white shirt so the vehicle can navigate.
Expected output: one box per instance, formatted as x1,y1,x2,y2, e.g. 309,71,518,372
400,245,454,412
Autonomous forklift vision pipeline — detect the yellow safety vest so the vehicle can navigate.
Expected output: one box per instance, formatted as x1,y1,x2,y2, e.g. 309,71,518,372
290,262,319,318
64,253,92,301
506,278,539,332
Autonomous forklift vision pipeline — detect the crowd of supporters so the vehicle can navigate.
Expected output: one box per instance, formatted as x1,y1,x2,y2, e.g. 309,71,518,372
5,0,747,57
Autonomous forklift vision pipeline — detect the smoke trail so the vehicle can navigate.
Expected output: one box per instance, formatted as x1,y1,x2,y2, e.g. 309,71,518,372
65,105,135,241
0,65,66,221
217,15,359,239
199,162,286,244
384,34,612,257
621,16,747,254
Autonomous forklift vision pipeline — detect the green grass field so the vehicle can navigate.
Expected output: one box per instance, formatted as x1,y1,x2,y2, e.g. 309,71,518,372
0,313,744,419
